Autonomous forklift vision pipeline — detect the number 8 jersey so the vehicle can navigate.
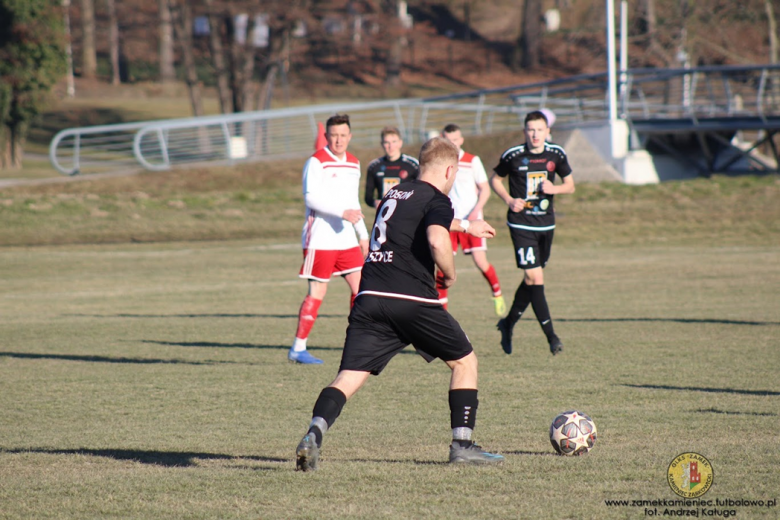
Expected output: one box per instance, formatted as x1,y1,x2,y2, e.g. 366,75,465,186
493,142,572,231
357,180,454,303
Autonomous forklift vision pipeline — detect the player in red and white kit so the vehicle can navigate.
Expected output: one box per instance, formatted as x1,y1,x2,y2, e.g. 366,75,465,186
437,124,505,316
290,114,369,365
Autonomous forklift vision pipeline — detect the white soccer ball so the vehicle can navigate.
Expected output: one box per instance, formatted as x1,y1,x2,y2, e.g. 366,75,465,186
549,410,597,456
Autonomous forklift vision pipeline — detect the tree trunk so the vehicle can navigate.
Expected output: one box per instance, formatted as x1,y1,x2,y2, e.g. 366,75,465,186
519,0,542,70
383,0,403,87
80,0,97,79
0,124,25,170
204,0,232,114
169,0,204,117
106,0,120,85
159,0,176,83
766,0,780,107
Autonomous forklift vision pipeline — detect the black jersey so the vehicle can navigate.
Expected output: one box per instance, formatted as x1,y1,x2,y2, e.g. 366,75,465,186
364,154,420,207
493,142,572,230
358,180,453,303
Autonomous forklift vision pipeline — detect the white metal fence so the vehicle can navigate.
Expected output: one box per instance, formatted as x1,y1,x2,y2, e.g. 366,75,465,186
49,64,780,175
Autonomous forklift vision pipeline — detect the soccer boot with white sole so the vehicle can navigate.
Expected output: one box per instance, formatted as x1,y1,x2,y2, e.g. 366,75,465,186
295,433,320,471
288,349,324,365
449,441,504,465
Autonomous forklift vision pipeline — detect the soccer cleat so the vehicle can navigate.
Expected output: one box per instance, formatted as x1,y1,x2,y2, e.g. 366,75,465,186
492,295,507,317
496,318,513,354
295,433,320,471
288,349,324,365
449,441,504,465
549,335,564,356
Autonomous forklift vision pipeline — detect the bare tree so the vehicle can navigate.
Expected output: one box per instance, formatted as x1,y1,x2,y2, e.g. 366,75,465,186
106,0,120,85
517,0,542,70
169,0,204,117
203,0,233,113
159,0,176,83
382,0,404,87
80,0,97,78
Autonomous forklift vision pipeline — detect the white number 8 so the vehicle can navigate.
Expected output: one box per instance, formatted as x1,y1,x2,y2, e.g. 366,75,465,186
370,199,398,251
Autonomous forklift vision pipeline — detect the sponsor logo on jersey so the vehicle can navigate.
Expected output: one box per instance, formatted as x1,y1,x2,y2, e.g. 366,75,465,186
385,188,414,200
366,250,394,263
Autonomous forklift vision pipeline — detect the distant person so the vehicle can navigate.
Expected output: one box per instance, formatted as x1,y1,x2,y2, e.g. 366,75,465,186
489,110,575,356
437,124,505,316
364,127,419,208
294,137,504,471
290,114,369,365
540,108,556,142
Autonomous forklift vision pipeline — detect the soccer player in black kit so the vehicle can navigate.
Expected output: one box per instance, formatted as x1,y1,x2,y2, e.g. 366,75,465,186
364,126,420,208
489,110,575,356
295,137,504,471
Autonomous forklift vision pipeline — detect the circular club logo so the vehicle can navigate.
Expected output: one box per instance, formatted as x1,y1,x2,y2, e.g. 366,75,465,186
546,161,556,172
667,453,714,498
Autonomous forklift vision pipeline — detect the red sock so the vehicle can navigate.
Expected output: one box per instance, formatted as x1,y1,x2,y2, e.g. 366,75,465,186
435,271,448,309
350,293,356,309
482,264,502,297
295,296,322,340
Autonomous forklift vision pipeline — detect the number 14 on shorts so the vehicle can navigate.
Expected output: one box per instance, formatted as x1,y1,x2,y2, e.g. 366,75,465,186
517,246,536,266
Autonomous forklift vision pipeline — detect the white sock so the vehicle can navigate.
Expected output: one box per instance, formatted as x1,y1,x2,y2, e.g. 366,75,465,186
291,337,307,352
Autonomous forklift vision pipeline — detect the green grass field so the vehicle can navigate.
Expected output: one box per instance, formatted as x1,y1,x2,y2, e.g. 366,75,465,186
0,170,779,519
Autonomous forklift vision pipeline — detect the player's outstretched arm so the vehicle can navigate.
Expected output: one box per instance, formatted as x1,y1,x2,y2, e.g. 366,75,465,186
428,224,456,288
451,219,495,238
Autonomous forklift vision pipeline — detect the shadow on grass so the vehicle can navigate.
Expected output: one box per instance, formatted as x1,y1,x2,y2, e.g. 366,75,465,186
1,447,287,468
140,339,341,353
622,384,780,396
503,450,558,457
141,339,419,355
0,352,245,366
559,317,778,326
349,458,448,466
693,408,777,417
65,313,345,319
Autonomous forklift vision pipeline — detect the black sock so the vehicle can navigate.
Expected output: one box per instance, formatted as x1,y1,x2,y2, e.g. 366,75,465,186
309,386,347,447
529,285,555,340
508,282,532,327
449,389,478,432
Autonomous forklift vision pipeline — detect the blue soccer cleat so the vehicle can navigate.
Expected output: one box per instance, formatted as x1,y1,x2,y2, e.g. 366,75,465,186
449,441,505,465
288,349,324,365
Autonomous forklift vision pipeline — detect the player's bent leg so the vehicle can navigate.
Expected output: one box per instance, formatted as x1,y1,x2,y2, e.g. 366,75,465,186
445,376,503,465
445,351,478,390
296,373,369,472
329,370,371,400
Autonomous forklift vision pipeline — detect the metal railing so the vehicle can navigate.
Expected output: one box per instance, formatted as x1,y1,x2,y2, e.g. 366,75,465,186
50,64,780,175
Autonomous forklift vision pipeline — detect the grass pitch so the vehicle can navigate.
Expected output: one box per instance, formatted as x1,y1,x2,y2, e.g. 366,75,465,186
0,167,778,518
0,237,778,519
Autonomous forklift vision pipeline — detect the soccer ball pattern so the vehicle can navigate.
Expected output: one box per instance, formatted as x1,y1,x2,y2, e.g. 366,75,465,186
549,410,597,456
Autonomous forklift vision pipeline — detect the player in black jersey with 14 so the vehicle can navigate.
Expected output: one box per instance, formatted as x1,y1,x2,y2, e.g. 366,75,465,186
295,137,504,471
489,110,575,356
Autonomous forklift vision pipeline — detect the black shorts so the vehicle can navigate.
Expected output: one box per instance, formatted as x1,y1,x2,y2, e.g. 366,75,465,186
340,295,474,375
508,226,554,269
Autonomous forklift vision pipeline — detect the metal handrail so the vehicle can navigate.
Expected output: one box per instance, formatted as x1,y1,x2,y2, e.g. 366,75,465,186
50,64,780,175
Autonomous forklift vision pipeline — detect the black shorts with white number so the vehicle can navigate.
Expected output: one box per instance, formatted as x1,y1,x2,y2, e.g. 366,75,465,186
340,295,473,375
508,226,554,269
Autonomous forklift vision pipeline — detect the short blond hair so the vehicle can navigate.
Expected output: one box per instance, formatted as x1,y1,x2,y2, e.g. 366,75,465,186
419,136,458,172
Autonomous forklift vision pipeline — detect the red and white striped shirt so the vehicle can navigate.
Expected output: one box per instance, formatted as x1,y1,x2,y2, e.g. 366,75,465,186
449,149,488,220
302,147,369,250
